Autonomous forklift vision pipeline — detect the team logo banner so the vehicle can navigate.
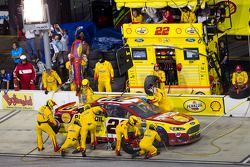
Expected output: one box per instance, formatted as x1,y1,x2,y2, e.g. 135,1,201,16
170,96,224,116
2,92,34,110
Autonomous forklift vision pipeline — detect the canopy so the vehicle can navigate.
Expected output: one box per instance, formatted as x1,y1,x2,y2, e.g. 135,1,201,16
114,0,207,10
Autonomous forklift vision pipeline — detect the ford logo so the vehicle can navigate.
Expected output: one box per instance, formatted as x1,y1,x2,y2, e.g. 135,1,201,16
135,38,144,42
183,99,206,113
185,38,195,42
136,27,148,35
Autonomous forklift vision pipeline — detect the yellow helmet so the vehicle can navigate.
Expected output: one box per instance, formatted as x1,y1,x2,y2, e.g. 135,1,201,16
82,79,89,86
47,99,57,109
128,115,139,126
149,123,157,131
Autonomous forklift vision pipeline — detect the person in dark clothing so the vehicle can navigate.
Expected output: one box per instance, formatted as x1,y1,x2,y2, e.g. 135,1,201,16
219,41,229,93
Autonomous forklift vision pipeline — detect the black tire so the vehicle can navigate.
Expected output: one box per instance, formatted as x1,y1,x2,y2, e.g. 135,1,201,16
144,75,160,96
88,49,102,60
121,137,140,154
102,51,117,61
229,86,249,99
110,60,118,69
156,126,169,147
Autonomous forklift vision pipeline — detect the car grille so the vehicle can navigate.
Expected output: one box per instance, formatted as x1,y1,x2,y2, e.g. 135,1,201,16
187,124,200,134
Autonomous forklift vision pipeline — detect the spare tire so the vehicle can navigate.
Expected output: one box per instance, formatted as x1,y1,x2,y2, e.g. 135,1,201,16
144,75,160,96
229,86,249,99
121,137,140,154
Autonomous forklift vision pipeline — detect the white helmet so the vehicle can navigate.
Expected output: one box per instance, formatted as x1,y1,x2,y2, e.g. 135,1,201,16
20,55,27,60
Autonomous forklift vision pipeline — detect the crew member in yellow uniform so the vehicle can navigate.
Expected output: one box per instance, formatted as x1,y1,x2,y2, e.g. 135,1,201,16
60,120,81,157
232,65,248,93
79,106,105,157
180,7,196,23
133,123,161,159
148,87,172,112
80,79,94,104
36,99,60,152
115,115,141,156
153,64,166,92
94,57,114,92
42,68,62,93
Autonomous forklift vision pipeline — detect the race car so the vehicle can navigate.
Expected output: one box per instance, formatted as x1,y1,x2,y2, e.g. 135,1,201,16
55,96,201,146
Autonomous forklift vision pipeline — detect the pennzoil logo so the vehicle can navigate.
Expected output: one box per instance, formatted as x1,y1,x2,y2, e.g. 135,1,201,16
136,27,148,35
183,99,206,113
62,113,71,123
185,27,196,35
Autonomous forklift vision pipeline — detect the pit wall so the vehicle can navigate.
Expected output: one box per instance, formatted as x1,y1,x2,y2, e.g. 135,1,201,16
0,90,249,117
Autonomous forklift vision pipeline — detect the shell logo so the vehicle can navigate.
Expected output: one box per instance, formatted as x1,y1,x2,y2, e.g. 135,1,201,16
183,99,206,113
136,27,148,35
61,113,71,123
126,28,132,34
210,101,221,112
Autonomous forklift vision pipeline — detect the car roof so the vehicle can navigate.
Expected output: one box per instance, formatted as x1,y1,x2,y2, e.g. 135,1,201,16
95,96,142,105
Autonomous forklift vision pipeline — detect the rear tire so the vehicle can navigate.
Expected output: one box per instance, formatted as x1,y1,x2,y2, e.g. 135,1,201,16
229,86,249,99
144,75,160,96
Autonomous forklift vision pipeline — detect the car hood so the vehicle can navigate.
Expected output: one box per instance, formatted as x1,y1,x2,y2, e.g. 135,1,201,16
146,112,194,125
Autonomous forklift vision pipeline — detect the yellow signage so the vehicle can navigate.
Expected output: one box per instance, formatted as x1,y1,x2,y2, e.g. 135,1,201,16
2,92,34,110
169,96,224,116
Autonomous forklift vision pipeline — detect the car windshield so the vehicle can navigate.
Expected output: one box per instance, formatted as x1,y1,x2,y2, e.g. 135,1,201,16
129,101,161,119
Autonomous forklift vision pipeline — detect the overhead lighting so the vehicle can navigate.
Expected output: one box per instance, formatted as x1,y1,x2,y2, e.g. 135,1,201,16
23,0,47,24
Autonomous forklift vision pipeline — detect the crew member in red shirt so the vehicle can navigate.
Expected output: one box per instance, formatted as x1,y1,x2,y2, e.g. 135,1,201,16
13,55,36,90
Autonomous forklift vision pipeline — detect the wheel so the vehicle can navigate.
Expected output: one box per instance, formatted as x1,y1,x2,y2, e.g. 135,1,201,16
156,126,169,147
195,91,205,95
229,86,249,99
144,75,160,96
121,137,140,154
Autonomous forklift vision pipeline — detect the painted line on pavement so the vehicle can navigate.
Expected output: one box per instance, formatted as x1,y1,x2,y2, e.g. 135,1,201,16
242,156,250,164
0,110,21,124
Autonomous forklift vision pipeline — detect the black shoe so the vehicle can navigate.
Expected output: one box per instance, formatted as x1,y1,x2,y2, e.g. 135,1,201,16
72,149,81,154
38,147,45,151
91,145,96,150
61,151,66,157
82,151,86,157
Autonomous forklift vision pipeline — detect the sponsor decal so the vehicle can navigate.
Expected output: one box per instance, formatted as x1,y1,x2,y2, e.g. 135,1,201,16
154,112,179,120
176,28,182,34
216,1,236,15
173,115,189,123
136,27,148,35
126,28,132,34
135,38,144,42
2,92,33,109
61,113,71,123
185,27,196,34
185,38,196,42
210,101,221,112
190,122,195,125
183,99,206,113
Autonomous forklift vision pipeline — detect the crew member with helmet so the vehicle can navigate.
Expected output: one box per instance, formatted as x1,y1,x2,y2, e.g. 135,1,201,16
79,105,106,157
153,63,166,92
13,55,36,90
60,120,81,157
36,99,60,152
115,115,141,156
132,123,161,159
42,67,62,94
94,56,114,92
80,79,94,104
232,65,248,94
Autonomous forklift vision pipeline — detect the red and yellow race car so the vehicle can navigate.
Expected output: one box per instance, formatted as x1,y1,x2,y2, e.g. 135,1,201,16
55,96,200,146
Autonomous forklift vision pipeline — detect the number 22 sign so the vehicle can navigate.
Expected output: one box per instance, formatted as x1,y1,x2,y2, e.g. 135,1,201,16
155,27,170,35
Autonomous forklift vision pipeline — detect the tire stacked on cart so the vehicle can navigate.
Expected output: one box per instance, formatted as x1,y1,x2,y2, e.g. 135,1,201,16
86,49,127,92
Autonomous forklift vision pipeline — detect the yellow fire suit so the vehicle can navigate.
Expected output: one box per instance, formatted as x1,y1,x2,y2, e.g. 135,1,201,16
139,128,161,157
149,88,172,112
42,70,62,91
80,86,94,104
36,105,59,151
60,123,81,152
65,60,86,91
94,61,114,92
79,106,104,151
232,71,248,87
115,120,140,152
180,11,197,23
153,70,166,91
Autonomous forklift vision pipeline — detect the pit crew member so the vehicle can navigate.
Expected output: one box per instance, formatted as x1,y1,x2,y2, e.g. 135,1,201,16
42,68,62,93
80,79,94,104
153,63,166,91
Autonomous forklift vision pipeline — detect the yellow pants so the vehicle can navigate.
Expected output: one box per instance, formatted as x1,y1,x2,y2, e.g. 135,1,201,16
70,83,76,91
80,123,96,150
139,142,157,156
46,84,58,91
98,80,112,92
115,130,123,152
36,123,58,150
60,138,80,151
159,82,165,92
